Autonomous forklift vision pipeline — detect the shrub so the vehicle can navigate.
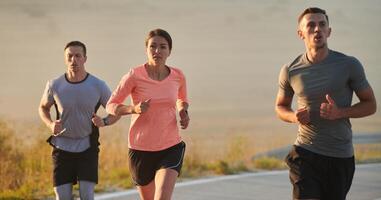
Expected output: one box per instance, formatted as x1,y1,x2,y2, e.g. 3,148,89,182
253,157,286,170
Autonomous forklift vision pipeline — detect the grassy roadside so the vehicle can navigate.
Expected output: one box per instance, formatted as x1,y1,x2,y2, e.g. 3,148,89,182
354,143,381,163
0,118,380,199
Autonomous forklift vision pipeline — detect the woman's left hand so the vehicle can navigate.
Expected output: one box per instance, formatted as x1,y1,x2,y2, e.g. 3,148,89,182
179,109,190,129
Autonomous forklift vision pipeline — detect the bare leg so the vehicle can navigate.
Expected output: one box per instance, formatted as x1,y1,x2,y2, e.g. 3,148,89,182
154,168,178,200
137,180,155,200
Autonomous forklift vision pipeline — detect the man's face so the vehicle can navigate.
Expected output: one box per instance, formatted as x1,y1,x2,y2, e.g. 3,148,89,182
298,13,331,50
64,46,86,73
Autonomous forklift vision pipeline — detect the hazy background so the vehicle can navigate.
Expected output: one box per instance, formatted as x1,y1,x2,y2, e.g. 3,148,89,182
0,0,380,154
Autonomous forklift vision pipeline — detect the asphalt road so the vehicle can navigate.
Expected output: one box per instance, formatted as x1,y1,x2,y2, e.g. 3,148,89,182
95,163,381,200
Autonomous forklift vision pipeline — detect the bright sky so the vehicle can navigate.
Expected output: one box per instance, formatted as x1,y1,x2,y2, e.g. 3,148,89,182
0,0,380,134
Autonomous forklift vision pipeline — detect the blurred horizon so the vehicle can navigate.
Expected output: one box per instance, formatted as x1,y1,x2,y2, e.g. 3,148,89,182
0,0,380,137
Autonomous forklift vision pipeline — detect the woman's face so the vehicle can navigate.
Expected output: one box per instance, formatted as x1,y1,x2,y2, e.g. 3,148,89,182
146,36,171,66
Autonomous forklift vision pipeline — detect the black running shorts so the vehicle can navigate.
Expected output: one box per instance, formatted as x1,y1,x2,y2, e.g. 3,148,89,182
285,145,355,200
128,141,186,186
52,146,99,187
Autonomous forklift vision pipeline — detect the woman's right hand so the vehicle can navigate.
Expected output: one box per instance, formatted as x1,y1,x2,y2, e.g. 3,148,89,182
134,99,151,114
179,109,190,129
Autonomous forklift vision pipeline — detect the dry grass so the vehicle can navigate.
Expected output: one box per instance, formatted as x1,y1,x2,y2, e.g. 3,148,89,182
97,124,133,192
0,119,53,199
252,157,286,170
0,117,380,199
355,143,381,163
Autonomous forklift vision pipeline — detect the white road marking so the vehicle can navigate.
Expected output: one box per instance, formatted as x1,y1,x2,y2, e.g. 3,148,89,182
95,170,287,200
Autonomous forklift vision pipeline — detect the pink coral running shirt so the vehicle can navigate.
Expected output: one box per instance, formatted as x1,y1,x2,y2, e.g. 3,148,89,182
106,64,189,151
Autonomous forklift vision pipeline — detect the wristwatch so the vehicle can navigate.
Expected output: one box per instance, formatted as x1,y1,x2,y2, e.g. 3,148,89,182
102,117,109,126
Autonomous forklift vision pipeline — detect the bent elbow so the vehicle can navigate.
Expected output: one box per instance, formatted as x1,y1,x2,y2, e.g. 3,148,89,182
371,100,377,115
274,106,283,120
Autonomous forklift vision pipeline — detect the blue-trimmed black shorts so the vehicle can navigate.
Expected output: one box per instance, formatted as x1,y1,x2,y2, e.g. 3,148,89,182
285,145,355,200
128,141,186,186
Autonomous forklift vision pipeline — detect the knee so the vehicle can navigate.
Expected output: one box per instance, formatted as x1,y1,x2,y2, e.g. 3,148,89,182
155,188,173,200
79,181,95,200
55,193,73,200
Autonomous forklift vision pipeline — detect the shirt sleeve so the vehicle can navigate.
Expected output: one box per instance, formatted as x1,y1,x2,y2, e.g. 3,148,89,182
348,57,370,92
278,65,294,97
106,69,136,115
41,80,54,104
99,80,112,108
176,70,189,108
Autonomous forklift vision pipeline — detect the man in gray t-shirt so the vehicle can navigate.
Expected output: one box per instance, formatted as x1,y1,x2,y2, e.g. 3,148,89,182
275,8,376,200
39,41,119,200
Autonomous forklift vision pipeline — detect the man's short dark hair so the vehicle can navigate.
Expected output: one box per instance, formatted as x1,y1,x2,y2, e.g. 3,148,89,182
298,7,329,24
64,41,87,56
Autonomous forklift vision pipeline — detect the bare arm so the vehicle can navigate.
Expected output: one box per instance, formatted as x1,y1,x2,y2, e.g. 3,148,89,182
115,105,138,115
92,113,121,127
275,91,296,123
105,114,120,125
38,99,54,128
38,99,63,134
177,101,189,112
344,87,377,118
321,87,377,120
93,104,136,127
177,101,190,129
113,99,152,116
275,91,310,125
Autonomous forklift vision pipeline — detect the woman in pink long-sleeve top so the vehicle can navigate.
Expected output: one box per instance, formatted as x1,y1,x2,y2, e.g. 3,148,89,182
106,29,190,200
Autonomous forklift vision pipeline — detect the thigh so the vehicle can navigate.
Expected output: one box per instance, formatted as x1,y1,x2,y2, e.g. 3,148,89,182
159,141,186,174
129,141,185,187
285,146,324,199
324,157,355,200
154,168,178,200
52,148,77,187
136,180,155,200
77,149,99,184
79,180,95,200
54,183,73,200
128,149,158,186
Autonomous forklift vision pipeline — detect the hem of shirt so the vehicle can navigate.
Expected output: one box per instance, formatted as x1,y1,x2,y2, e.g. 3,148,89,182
294,143,354,158
128,139,182,152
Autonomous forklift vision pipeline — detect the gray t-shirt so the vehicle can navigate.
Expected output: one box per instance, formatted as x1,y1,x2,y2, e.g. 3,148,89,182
41,73,111,152
278,50,370,158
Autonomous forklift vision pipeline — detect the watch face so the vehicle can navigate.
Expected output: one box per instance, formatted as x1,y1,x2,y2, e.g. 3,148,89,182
103,118,109,126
